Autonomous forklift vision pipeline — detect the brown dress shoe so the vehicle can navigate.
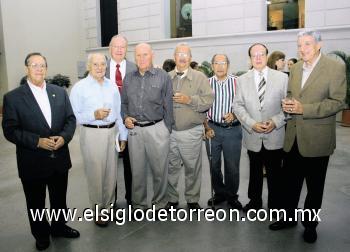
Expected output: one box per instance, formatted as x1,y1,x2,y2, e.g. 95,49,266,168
94,216,108,227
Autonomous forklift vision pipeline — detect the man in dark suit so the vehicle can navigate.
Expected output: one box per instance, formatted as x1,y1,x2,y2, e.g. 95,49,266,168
106,34,137,207
269,29,346,243
2,52,79,250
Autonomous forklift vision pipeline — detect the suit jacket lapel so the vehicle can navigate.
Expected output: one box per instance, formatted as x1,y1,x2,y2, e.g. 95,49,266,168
265,68,274,100
106,59,111,79
247,70,260,110
300,55,325,95
46,85,56,129
22,83,51,129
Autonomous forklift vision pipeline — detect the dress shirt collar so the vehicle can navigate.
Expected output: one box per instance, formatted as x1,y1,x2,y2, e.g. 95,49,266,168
111,58,126,68
136,66,156,77
303,52,321,71
253,66,268,79
213,75,229,85
87,74,109,86
175,67,189,79
27,79,47,91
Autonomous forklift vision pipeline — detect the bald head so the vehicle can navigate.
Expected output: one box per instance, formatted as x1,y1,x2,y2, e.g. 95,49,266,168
135,43,154,75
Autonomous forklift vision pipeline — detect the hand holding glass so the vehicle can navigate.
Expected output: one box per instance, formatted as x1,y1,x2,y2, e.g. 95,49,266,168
103,102,112,122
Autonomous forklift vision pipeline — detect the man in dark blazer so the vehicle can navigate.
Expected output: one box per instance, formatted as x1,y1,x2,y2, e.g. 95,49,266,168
106,34,137,207
269,30,346,243
2,52,79,250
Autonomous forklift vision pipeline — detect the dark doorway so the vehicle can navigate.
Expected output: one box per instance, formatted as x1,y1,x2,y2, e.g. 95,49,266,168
100,0,118,47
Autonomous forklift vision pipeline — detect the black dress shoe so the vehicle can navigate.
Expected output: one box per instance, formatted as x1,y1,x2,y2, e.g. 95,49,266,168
187,202,202,210
227,199,243,210
242,202,262,212
126,199,132,207
269,220,297,231
36,240,50,251
303,227,317,243
51,225,80,238
207,196,226,206
165,201,179,210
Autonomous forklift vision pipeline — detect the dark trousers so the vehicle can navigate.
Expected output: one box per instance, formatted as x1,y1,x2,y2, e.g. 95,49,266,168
115,143,132,203
247,145,283,209
21,170,68,242
284,140,329,228
206,123,242,201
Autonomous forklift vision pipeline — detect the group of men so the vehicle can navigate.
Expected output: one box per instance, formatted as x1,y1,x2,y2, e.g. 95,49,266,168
2,29,346,250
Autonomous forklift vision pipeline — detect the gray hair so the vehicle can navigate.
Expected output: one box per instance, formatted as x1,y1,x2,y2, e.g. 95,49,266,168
86,53,107,70
174,42,192,57
211,54,230,65
297,29,322,42
109,34,128,46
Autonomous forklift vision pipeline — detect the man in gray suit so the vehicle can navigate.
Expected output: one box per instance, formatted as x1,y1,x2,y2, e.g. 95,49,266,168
106,34,137,207
269,29,346,243
233,43,288,213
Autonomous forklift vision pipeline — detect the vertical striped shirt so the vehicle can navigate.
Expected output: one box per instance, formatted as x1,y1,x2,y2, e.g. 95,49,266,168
207,74,237,123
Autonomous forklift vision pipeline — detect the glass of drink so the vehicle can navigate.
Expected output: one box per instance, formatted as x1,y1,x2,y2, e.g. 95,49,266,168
103,102,112,122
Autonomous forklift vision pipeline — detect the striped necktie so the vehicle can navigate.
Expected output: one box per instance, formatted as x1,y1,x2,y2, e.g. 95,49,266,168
258,72,266,107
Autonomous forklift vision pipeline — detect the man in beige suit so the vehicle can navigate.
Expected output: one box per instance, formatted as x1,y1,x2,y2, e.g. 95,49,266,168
269,29,346,243
233,43,288,214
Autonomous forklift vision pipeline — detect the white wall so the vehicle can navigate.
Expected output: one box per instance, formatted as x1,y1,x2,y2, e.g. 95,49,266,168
0,0,87,98
192,0,266,36
306,0,350,27
88,26,350,75
0,0,8,105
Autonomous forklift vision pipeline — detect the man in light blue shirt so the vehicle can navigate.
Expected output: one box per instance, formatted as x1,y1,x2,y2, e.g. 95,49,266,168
70,53,127,227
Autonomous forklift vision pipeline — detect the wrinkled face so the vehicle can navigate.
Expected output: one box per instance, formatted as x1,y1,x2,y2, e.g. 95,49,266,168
297,35,321,64
109,36,127,63
174,45,191,71
26,55,47,87
275,58,286,71
135,44,153,74
88,54,107,82
250,44,268,71
212,55,228,80
287,60,295,70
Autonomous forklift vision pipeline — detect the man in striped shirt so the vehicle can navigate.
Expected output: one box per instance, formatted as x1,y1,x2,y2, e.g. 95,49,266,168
204,54,243,209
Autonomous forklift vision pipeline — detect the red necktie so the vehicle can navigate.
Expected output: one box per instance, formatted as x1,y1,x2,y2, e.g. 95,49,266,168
115,64,122,93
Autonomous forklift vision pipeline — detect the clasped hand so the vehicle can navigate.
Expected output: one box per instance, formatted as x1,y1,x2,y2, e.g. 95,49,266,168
38,136,65,150
252,120,276,134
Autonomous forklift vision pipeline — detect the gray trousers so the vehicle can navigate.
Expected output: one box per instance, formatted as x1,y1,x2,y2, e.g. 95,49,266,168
80,126,117,215
167,124,204,203
128,121,170,210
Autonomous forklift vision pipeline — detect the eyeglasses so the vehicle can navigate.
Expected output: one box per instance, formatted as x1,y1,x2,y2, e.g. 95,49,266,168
251,52,266,58
91,63,107,68
28,63,47,69
175,52,189,58
111,45,126,49
213,61,227,66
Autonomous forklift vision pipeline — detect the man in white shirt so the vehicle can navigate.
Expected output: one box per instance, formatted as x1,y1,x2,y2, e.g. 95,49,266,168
106,34,137,207
70,53,127,227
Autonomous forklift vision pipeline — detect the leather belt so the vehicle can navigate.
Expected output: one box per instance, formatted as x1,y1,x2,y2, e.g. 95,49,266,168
83,122,115,129
134,119,162,127
209,120,240,128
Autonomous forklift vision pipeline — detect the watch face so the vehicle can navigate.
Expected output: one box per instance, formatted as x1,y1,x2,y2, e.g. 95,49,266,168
181,3,192,20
